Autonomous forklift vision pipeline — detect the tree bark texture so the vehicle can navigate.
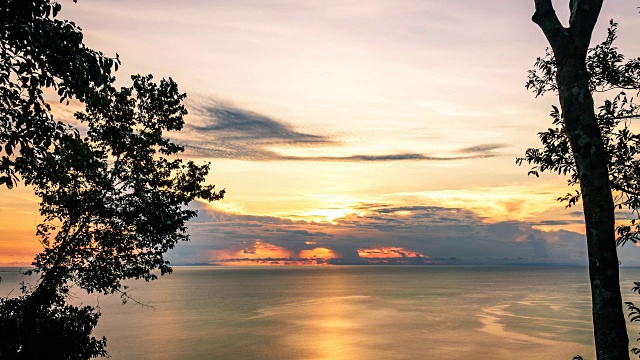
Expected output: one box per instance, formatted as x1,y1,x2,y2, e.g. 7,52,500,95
532,1,629,359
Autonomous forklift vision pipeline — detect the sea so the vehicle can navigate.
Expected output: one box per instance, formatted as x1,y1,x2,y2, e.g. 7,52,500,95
2,265,640,360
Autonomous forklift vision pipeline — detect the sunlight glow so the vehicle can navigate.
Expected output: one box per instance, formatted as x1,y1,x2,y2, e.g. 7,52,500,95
357,247,426,259
210,241,335,266
304,208,354,223
299,247,337,259
398,183,576,223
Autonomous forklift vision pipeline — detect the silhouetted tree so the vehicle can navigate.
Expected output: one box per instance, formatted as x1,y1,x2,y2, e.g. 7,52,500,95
1,0,117,187
0,1,224,358
519,1,640,358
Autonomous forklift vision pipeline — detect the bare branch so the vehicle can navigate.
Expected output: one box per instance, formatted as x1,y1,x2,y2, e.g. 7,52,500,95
569,0,604,53
116,289,156,310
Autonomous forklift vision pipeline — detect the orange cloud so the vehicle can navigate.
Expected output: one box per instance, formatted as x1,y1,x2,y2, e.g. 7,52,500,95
210,240,333,266
299,247,336,259
213,240,295,260
357,247,426,259
213,258,330,266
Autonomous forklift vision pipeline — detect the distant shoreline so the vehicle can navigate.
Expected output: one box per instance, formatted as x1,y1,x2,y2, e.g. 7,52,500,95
0,263,607,270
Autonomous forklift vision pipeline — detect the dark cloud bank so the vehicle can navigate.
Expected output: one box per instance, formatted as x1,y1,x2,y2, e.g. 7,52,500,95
179,100,508,162
168,201,640,266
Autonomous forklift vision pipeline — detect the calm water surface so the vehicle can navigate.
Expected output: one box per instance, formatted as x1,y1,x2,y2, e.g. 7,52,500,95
3,266,640,360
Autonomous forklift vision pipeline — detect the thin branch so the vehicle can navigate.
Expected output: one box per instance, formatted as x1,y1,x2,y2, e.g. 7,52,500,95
593,86,640,93
116,289,155,310
602,114,640,121
612,183,640,197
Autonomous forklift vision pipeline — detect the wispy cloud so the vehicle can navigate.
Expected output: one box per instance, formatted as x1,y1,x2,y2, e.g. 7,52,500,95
279,153,495,162
457,143,507,155
179,100,507,162
180,101,331,160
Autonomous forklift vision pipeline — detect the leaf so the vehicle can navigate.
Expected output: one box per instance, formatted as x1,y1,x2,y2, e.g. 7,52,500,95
52,2,62,17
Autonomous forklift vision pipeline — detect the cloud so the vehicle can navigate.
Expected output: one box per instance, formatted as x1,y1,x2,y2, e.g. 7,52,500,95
457,143,508,155
168,201,608,266
178,100,506,162
533,219,584,226
179,101,331,160
279,153,494,162
190,104,329,145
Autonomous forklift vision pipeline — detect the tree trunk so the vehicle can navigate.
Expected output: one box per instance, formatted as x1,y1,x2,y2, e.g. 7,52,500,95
558,53,629,360
532,1,629,359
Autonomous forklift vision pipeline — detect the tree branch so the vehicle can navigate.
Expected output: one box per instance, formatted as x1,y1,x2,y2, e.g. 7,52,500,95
611,183,640,198
593,86,640,93
32,218,90,301
532,0,569,51
569,0,604,53
602,114,640,121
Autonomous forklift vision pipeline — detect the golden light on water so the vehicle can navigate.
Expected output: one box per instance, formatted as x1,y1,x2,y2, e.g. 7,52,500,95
280,272,366,360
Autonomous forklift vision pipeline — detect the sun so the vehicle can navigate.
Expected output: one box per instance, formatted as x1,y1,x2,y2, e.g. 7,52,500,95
305,208,353,223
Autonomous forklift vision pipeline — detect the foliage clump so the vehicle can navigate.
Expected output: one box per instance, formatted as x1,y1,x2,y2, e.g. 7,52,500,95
0,1,224,358
518,21,640,246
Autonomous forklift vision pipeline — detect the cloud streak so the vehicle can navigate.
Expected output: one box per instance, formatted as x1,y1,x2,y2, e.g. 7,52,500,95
278,153,496,162
179,100,507,162
190,104,329,144
458,143,508,155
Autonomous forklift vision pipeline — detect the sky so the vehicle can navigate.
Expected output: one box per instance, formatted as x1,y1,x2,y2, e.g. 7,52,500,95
3,0,640,266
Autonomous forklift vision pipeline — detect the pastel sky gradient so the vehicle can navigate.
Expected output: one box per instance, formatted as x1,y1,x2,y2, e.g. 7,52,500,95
3,0,640,266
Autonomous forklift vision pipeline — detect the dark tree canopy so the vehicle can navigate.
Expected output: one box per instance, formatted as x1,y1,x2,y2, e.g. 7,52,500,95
519,21,640,248
0,297,108,359
1,0,117,188
0,1,224,358
27,74,225,303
